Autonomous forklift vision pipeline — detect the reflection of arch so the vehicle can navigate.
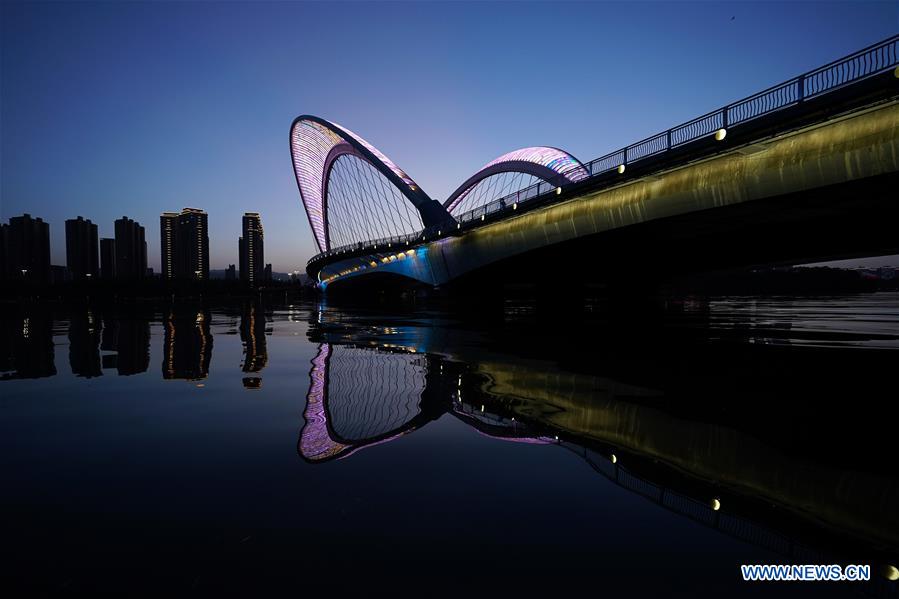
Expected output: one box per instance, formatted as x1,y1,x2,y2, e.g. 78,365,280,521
289,116,454,252
297,343,437,463
444,147,588,215
297,343,556,463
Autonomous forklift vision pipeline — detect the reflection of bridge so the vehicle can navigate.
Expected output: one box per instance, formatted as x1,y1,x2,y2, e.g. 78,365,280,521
297,336,898,582
298,343,554,462
293,37,899,291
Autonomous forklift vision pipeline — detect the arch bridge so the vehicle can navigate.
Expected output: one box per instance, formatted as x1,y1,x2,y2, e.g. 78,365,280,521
292,36,899,291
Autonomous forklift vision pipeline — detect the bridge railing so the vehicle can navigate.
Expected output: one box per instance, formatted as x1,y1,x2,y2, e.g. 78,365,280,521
309,34,899,270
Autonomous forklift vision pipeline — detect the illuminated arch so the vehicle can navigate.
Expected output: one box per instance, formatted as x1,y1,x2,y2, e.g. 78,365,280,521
290,116,454,252
444,147,589,215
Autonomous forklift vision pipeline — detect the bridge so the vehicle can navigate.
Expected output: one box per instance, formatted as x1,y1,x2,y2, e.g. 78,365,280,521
292,37,899,291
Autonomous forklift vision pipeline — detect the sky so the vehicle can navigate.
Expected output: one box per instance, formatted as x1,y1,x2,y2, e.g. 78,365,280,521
2,1,897,272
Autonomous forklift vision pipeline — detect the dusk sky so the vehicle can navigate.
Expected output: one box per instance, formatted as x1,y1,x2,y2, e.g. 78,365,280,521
2,1,897,271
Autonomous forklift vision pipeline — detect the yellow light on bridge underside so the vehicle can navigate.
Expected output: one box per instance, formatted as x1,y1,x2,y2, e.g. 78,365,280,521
512,203,518,210
711,498,721,511
715,128,727,141
894,65,899,79
617,164,626,174
555,187,562,195
369,261,377,267
480,214,485,221
883,565,899,581
610,453,617,464
457,223,461,229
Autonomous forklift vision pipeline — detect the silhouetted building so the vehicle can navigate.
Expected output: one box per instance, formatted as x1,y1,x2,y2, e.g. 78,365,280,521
114,217,147,280
239,213,264,285
6,214,51,283
101,312,150,375
160,212,178,280
160,208,209,280
178,208,209,280
68,309,102,378
162,309,213,380
65,216,99,281
225,264,236,280
100,238,116,279
264,263,272,282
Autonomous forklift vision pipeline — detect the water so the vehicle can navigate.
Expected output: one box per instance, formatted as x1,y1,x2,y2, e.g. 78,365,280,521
2,293,898,596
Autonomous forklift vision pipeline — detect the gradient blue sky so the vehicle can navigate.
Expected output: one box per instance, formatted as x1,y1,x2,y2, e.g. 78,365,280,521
2,1,897,271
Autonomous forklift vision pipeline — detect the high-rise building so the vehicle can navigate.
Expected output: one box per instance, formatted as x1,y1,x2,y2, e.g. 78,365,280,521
239,213,264,285
160,212,178,280
100,238,116,279
225,264,236,280
65,216,99,281
178,208,209,280
160,208,209,280
114,217,147,280
264,263,272,282
7,214,51,283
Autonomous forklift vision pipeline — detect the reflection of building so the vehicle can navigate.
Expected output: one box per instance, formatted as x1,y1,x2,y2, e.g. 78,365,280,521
100,238,116,279
242,376,262,389
65,216,99,281
239,302,268,387
114,216,147,280
239,213,264,285
162,309,213,380
5,214,51,283
68,310,102,378
100,313,150,375
0,311,56,379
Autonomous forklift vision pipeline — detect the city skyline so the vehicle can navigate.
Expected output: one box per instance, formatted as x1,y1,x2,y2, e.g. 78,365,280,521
2,1,897,271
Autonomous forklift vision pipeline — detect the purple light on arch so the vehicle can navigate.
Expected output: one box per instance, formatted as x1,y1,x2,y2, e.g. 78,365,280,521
482,147,589,180
444,146,588,214
290,117,427,252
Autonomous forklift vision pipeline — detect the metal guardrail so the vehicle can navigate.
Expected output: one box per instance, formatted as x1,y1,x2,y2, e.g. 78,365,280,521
309,35,899,269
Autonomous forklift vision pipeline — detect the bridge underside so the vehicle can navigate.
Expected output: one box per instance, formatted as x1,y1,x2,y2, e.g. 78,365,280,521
316,100,899,294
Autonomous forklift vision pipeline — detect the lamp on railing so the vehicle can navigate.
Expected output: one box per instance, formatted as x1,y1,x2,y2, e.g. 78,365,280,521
715,128,727,141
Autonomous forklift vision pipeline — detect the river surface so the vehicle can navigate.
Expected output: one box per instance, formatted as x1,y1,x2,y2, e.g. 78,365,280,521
2,293,898,596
